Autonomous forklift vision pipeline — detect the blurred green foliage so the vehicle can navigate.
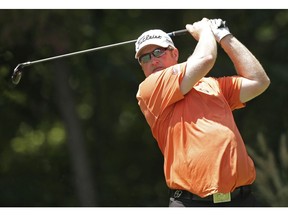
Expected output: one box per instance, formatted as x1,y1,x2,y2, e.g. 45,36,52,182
0,9,287,206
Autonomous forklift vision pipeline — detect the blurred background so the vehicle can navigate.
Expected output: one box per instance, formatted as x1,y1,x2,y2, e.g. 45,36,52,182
0,9,287,207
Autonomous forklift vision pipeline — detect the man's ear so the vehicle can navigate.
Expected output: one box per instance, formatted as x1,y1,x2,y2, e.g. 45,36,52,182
172,48,179,61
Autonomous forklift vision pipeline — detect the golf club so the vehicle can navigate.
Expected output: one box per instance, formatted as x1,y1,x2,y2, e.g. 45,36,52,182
11,29,188,85
11,20,226,85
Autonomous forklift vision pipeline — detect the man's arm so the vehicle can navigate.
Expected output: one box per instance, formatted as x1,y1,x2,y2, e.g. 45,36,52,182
209,18,271,103
180,18,217,95
220,35,270,103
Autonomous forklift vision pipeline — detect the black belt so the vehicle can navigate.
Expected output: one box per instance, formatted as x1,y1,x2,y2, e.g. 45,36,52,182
170,185,252,202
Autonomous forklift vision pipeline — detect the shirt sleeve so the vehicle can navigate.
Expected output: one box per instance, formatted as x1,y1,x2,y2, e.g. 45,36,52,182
136,62,186,128
217,76,246,110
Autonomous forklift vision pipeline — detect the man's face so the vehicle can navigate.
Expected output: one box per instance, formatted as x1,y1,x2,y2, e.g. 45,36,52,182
138,45,179,77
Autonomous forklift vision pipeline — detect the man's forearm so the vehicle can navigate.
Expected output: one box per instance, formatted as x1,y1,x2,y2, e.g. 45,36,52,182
220,34,268,82
181,21,217,95
220,34,270,102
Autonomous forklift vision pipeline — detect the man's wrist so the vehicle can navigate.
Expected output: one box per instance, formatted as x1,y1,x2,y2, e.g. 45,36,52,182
219,34,233,45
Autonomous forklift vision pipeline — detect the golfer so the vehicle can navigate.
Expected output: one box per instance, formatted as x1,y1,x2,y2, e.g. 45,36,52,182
134,18,270,207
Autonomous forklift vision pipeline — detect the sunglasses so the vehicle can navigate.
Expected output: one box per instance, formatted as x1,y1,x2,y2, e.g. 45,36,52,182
138,47,169,64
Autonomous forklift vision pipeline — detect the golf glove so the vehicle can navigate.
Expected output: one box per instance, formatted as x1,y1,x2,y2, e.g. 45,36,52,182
210,19,231,43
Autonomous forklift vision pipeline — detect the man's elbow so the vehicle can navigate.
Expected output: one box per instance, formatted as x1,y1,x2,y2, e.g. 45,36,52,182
254,67,271,93
203,54,217,71
261,72,271,92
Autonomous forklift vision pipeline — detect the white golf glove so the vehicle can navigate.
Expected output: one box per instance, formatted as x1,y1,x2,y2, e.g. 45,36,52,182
210,18,231,43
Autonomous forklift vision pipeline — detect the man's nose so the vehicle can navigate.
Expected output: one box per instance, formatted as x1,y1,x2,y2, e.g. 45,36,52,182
150,55,160,64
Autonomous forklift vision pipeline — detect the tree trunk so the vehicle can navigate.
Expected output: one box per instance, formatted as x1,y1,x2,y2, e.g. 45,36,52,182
52,62,98,206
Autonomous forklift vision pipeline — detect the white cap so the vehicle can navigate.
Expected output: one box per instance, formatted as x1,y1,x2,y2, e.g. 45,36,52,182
135,29,175,58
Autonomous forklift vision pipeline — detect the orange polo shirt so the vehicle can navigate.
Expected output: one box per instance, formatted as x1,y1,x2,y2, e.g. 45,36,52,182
136,62,256,197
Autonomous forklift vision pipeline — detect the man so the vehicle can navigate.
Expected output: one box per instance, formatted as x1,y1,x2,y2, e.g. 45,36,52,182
134,18,270,207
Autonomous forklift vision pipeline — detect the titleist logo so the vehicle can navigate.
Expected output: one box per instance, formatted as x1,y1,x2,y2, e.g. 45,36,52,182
136,34,162,48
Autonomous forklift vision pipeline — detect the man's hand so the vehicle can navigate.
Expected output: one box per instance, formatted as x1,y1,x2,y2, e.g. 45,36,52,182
210,19,231,43
186,18,213,41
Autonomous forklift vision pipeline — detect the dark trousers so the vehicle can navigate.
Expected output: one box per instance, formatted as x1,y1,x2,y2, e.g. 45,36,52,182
169,186,259,207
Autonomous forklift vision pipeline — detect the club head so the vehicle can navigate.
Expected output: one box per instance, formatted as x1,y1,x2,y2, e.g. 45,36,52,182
11,64,23,85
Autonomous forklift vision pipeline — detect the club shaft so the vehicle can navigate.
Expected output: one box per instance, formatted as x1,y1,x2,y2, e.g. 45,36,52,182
11,29,189,85
17,29,188,68
23,39,138,68
168,29,188,37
